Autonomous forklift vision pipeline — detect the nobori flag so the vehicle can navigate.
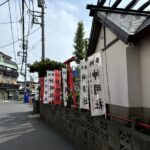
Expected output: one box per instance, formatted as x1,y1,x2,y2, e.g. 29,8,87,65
43,77,48,104
47,71,54,103
62,68,68,106
80,61,89,110
88,53,106,116
53,70,61,105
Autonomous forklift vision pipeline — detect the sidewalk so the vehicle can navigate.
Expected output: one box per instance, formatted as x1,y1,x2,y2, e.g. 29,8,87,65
0,102,79,150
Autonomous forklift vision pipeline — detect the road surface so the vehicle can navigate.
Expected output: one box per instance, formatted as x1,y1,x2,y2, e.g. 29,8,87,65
0,101,78,150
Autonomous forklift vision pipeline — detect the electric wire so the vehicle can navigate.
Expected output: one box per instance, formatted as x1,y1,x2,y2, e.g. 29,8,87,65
24,0,31,11
17,0,22,18
0,21,20,25
0,0,8,7
8,0,17,62
0,27,41,49
14,0,20,43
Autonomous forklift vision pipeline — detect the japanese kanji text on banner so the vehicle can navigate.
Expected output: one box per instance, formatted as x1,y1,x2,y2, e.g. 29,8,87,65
80,61,89,110
43,77,48,104
62,68,68,106
47,71,54,103
88,53,106,116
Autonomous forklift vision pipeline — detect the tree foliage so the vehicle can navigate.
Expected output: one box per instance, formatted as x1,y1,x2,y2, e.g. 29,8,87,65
29,58,66,77
73,21,86,64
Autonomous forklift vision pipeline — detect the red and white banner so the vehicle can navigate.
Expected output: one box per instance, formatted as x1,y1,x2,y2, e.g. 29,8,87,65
43,77,48,104
88,53,106,116
53,70,61,105
62,68,68,106
80,61,89,110
39,77,44,102
47,71,54,103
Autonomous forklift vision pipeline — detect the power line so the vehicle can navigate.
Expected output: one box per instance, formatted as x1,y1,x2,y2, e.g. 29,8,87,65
8,0,17,62
17,0,22,17
14,0,20,41
0,0,8,7
0,21,20,25
0,27,41,49
24,0,31,11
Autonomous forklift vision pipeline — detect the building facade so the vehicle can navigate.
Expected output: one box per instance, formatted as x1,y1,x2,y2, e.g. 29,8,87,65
17,81,39,100
87,1,150,123
0,52,19,101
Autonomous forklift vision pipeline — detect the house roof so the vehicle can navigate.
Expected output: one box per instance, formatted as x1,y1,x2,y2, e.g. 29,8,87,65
87,0,150,56
0,52,11,59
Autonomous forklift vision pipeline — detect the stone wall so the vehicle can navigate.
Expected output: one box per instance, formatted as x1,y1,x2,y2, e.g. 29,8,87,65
40,103,150,150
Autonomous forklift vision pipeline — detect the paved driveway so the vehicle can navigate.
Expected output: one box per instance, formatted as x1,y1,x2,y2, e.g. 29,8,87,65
0,101,78,150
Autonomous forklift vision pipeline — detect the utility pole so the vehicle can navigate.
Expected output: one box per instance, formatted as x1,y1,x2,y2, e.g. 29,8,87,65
41,2,45,61
22,0,27,94
24,40,28,94
37,0,45,60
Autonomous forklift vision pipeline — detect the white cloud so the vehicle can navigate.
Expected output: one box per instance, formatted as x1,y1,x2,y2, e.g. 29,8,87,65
0,0,96,81
44,1,79,62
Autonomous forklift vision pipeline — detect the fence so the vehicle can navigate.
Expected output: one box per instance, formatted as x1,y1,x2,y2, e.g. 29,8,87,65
40,103,150,150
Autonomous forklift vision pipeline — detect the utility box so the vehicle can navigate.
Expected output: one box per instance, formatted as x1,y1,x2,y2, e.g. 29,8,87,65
37,0,44,7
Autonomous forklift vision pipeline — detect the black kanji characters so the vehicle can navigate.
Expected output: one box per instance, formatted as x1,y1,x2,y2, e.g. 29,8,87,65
94,84,101,95
83,97,88,105
82,74,86,81
95,57,99,63
90,60,94,66
92,69,99,80
95,99,103,110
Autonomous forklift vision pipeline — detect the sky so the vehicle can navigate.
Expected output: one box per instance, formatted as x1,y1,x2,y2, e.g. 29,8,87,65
0,0,148,81
0,0,97,81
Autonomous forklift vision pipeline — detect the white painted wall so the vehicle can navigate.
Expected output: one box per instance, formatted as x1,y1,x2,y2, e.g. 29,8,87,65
140,38,150,108
103,40,128,106
95,27,150,109
96,27,129,106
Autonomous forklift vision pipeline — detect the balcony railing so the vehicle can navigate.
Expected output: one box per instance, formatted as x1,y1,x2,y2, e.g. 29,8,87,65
4,70,19,77
0,83,19,89
0,68,18,77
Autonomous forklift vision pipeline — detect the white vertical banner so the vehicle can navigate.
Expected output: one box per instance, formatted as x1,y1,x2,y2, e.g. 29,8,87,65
43,77,48,104
62,68,68,106
88,53,106,116
47,71,54,103
80,61,89,110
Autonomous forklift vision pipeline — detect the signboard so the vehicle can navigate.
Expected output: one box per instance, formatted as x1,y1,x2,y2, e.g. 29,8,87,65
88,53,106,116
62,68,68,106
80,61,89,110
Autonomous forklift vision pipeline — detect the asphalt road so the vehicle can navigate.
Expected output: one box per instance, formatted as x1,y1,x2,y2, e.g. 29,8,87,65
0,101,78,150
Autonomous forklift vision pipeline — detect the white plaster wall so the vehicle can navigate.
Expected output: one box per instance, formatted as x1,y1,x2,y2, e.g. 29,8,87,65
103,40,129,107
140,38,150,108
95,27,129,106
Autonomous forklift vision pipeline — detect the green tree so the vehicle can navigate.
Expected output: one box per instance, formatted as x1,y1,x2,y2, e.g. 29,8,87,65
73,21,86,64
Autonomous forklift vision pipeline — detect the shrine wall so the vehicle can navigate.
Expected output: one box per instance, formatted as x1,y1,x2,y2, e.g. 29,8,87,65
95,27,129,107
40,104,150,150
